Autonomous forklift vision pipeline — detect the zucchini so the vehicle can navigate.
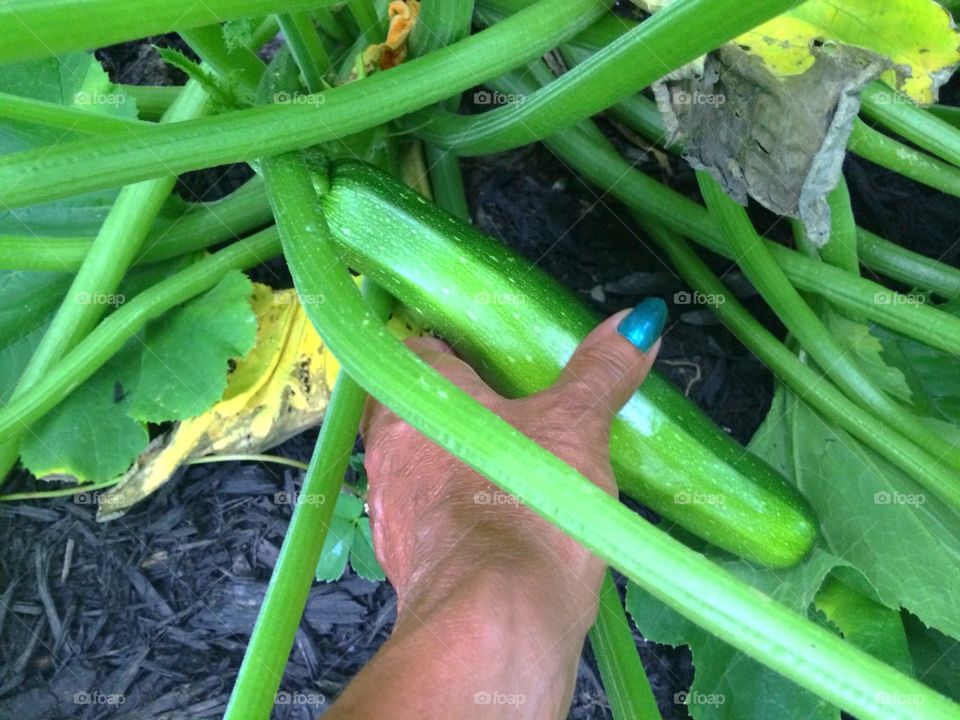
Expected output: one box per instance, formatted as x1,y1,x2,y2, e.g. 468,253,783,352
321,160,817,567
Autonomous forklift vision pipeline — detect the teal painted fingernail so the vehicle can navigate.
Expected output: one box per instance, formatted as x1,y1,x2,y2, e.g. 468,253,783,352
618,298,667,352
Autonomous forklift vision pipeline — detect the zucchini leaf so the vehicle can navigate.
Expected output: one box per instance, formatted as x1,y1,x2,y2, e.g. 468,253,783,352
19,270,255,484
626,546,843,720
129,271,257,422
874,298,960,425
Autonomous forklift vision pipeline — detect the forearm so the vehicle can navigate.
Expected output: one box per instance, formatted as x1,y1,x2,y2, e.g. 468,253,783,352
324,564,596,719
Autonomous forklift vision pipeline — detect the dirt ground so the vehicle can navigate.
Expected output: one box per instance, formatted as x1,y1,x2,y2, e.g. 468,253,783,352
1,31,959,720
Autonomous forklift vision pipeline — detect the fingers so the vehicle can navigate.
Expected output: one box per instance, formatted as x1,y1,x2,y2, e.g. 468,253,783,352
545,299,667,425
361,336,501,441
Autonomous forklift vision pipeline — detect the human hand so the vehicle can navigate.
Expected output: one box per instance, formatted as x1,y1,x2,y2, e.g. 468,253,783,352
331,302,664,719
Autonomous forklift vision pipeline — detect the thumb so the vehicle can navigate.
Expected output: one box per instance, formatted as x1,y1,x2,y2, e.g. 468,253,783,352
548,298,667,424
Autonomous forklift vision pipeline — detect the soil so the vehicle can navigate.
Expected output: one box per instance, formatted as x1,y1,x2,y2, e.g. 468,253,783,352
3,31,959,720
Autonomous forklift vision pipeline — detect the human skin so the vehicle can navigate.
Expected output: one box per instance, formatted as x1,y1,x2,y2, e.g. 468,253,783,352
323,310,661,719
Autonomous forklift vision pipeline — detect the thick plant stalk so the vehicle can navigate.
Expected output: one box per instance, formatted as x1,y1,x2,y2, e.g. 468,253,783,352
0,92,150,135
0,175,273,272
0,0,335,63
0,0,609,209
857,228,960,299
263,149,957,720
640,220,960,514
698,172,960,490
409,0,801,156
0,228,282,441
179,25,268,97
849,119,960,198
0,81,210,484
589,571,661,720
225,280,391,720
277,12,332,92
408,0,476,222
121,85,181,120
860,82,960,169
819,178,860,275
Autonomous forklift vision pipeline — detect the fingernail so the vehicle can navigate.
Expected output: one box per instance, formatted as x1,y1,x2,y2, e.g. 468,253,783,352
617,298,667,352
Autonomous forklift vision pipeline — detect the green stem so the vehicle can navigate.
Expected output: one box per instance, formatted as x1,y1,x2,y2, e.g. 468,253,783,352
929,104,960,128
0,227,281,440
0,477,119,502
265,149,958,720
589,571,661,720
121,84,181,121
409,0,799,156
409,0,476,57
849,118,960,197
277,11,332,92
0,175,273,272
348,0,384,44
224,280,390,720
0,0,607,209
184,454,309,471
522,102,960,356
860,82,960,169
640,220,960,513
0,91,151,134
819,178,860,275
180,24,268,98
408,0,476,222
0,81,211,485
857,228,960,299
698,171,960,490
0,0,337,63
314,7,353,44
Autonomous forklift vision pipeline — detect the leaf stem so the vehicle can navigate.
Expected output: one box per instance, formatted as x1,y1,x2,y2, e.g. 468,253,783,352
589,571,661,720
277,12,332,92
698,171,960,488
225,281,390,720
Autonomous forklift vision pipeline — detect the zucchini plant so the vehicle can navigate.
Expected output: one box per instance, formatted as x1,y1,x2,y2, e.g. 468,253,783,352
1,1,959,719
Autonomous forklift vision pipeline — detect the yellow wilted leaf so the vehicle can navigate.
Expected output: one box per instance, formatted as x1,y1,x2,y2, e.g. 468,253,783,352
635,0,960,104
739,0,960,104
97,282,420,519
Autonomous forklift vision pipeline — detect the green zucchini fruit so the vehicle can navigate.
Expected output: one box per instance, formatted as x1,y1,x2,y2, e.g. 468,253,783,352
321,160,817,568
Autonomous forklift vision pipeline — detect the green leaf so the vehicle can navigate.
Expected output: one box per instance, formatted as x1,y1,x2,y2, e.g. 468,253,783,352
874,298,960,425
753,390,960,640
0,52,138,154
814,575,915,676
825,313,912,404
129,271,256,422
904,612,960,702
626,547,842,720
20,341,148,482
350,518,385,581
315,493,364,582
